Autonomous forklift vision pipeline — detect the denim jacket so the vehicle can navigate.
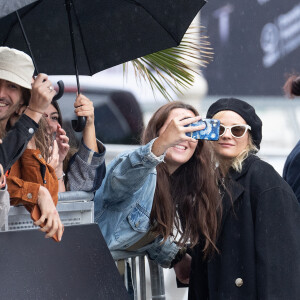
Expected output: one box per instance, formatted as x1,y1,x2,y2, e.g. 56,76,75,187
94,139,179,268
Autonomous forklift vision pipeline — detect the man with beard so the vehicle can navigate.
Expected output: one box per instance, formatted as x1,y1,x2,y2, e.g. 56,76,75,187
0,46,56,170
0,47,63,240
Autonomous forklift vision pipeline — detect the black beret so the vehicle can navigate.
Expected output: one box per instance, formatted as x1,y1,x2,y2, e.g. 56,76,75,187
206,98,262,149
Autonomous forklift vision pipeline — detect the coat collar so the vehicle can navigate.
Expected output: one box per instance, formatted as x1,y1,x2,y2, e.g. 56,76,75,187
219,154,259,234
228,154,259,180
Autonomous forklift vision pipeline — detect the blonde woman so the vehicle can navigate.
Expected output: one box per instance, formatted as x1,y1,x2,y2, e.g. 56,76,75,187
189,98,300,300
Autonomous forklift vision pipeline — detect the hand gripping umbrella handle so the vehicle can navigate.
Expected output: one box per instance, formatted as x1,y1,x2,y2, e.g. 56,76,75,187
72,116,87,132
51,80,86,131
53,80,65,101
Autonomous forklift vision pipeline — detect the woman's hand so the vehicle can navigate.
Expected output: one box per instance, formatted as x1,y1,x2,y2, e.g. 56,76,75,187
48,139,59,171
55,124,70,164
173,253,192,284
152,115,204,157
74,94,98,152
48,125,69,174
48,137,67,192
34,186,64,241
74,94,95,127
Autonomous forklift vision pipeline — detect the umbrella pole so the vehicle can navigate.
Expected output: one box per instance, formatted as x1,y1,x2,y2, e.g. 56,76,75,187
15,11,39,75
65,0,86,132
15,11,65,102
65,0,80,93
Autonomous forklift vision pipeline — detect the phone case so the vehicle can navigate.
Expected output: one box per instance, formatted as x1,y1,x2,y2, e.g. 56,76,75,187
185,118,220,140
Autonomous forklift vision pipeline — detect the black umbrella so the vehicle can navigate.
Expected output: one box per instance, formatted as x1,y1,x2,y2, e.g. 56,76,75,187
0,0,207,130
0,1,37,18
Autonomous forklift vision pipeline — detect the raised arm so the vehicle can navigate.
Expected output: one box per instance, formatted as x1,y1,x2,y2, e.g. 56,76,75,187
1,74,55,171
95,139,165,205
74,94,98,152
66,94,106,192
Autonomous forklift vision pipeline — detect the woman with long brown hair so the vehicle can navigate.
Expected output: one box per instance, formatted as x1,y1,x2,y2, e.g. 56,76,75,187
42,95,106,193
94,101,221,282
6,78,63,241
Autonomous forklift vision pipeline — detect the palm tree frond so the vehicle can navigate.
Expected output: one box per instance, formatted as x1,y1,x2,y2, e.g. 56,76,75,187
124,23,213,101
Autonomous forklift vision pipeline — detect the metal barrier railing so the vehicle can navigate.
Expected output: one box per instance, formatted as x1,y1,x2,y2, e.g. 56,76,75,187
111,250,166,300
1,191,94,231
1,191,166,300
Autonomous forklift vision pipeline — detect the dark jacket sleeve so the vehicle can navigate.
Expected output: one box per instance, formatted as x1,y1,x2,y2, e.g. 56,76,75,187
0,114,38,172
255,186,300,300
283,141,300,203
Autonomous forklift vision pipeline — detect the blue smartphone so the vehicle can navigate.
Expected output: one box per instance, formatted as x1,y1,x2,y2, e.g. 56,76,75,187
185,118,220,141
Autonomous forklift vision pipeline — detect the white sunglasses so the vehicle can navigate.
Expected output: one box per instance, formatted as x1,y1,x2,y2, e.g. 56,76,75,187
219,124,251,138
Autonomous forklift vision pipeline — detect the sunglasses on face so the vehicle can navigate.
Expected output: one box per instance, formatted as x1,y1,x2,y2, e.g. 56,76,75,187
219,124,251,138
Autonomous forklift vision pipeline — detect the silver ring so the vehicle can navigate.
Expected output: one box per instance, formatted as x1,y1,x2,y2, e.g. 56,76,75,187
48,86,53,92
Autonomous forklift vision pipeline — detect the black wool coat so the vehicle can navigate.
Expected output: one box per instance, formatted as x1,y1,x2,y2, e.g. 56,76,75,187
188,155,300,300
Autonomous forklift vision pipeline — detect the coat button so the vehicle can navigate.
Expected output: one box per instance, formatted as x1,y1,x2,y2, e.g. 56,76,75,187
27,193,32,199
235,278,243,287
135,221,140,227
38,154,42,159
28,128,34,134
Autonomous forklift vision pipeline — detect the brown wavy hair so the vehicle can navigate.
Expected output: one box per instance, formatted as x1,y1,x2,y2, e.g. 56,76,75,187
283,74,300,98
142,102,222,257
21,87,52,161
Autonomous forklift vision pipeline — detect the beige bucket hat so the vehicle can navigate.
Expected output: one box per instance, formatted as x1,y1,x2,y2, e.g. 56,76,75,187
0,47,34,90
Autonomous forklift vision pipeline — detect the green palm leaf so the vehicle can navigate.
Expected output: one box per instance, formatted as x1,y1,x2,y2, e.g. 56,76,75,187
123,25,213,101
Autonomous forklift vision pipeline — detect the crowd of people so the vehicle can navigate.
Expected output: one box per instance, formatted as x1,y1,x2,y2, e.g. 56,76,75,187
0,47,106,240
0,46,299,299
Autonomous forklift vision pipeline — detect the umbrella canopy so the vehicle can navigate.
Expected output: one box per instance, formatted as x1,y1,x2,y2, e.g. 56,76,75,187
0,0,206,75
1,0,206,131
0,0,38,18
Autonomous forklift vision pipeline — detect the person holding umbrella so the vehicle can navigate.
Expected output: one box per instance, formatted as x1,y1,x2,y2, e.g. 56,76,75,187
0,46,63,241
188,98,300,300
94,102,221,282
0,47,56,171
42,97,106,193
